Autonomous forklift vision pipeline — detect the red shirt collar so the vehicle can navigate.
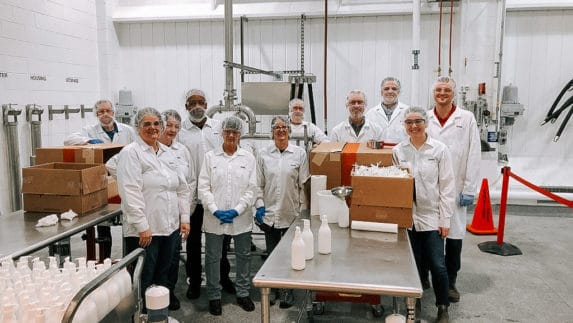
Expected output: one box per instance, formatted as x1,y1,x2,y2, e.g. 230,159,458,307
434,104,456,127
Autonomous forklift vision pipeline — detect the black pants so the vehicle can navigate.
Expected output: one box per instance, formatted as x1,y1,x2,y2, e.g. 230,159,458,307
97,225,112,259
445,238,462,288
421,237,463,288
185,204,232,289
125,230,179,303
264,226,289,256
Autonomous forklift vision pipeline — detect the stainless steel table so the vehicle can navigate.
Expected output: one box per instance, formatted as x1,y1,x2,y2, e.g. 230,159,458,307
0,204,122,260
252,217,422,322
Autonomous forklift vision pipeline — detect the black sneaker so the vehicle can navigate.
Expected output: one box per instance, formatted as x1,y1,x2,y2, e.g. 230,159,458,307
186,285,200,300
448,287,460,303
209,299,222,316
221,279,236,294
236,296,255,312
437,305,449,323
169,292,181,311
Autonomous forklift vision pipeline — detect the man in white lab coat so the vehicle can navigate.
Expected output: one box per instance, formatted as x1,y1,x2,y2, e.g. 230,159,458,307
64,99,136,146
64,99,137,260
288,98,329,146
366,77,409,144
329,90,385,142
426,76,481,303
177,89,235,300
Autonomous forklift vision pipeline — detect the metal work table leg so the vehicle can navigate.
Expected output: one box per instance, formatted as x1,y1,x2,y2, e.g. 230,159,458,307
260,287,270,323
406,297,417,322
48,237,71,265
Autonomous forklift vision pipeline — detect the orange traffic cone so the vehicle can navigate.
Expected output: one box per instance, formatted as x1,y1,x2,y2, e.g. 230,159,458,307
467,178,498,235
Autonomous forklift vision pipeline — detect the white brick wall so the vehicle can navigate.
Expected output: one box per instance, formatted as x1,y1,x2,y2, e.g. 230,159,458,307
0,0,102,213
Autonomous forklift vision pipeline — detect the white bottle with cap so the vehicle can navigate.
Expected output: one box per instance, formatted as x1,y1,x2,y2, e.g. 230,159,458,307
318,215,331,254
301,219,314,260
291,226,306,270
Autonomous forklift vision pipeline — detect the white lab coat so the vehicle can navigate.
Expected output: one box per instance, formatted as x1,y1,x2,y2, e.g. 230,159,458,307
178,117,223,202
117,137,192,237
365,101,409,144
64,122,136,145
198,147,257,236
255,143,310,229
290,122,330,145
392,136,456,231
329,118,385,143
426,107,481,239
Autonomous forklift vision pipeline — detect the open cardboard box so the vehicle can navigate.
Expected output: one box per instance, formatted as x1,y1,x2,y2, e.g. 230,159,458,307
35,143,124,165
22,163,107,196
310,142,393,189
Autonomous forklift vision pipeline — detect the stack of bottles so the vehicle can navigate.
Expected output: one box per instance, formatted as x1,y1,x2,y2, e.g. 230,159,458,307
0,256,131,323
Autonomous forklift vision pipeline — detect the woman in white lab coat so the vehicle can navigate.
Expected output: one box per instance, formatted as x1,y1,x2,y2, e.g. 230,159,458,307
116,107,191,311
198,116,258,316
392,106,456,323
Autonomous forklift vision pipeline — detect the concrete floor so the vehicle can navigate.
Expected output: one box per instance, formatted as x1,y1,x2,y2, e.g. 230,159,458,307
48,205,573,322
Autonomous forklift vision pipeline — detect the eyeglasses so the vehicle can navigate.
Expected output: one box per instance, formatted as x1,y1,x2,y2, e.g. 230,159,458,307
96,109,113,116
273,126,289,131
187,100,206,107
141,121,161,128
404,119,425,126
348,100,365,106
223,129,240,135
383,87,399,91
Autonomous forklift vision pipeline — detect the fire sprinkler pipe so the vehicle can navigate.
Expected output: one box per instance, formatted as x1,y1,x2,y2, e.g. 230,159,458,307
411,0,421,106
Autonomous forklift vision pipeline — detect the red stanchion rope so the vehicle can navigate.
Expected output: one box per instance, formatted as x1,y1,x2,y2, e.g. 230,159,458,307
507,170,573,208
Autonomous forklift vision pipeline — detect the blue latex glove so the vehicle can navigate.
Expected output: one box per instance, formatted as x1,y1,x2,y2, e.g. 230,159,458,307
87,138,104,144
459,193,475,207
255,207,265,224
219,212,234,224
227,209,239,218
213,210,226,221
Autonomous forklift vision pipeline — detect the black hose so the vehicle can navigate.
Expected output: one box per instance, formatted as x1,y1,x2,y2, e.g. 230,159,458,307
297,83,304,99
547,95,573,123
554,104,573,142
308,83,317,125
290,83,296,100
543,78,573,124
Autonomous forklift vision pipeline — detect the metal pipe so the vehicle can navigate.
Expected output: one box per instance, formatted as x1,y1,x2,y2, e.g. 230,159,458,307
206,102,257,135
224,0,236,110
323,0,329,134
3,104,23,211
494,0,507,137
411,0,421,106
25,104,44,166
240,16,247,83
64,105,81,120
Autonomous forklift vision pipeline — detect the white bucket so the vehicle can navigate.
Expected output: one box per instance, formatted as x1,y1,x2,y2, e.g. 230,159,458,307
317,190,348,224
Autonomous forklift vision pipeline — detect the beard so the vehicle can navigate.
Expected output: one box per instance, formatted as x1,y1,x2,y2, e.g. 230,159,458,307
289,112,304,124
383,97,397,107
188,107,206,123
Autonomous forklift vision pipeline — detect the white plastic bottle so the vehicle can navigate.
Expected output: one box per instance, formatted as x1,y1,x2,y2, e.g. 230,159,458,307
301,219,314,260
291,226,306,270
318,215,332,254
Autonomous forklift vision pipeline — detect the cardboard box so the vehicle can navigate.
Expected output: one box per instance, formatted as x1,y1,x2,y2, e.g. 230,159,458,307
35,144,124,165
22,163,107,196
310,142,345,189
23,189,108,214
350,174,414,228
350,205,413,228
350,175,413,208
310,142,393,189
107,176,119,199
